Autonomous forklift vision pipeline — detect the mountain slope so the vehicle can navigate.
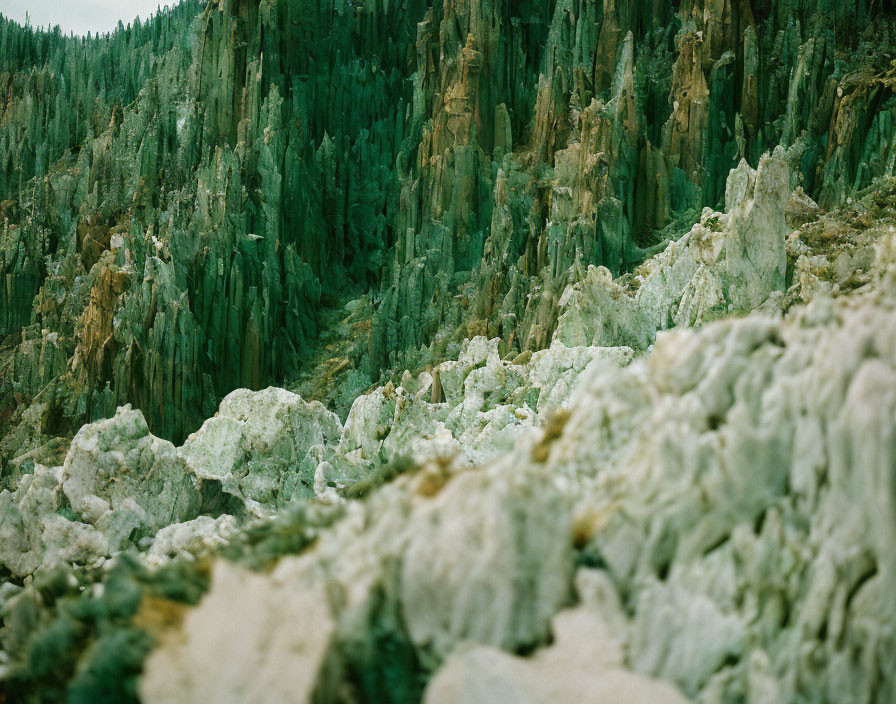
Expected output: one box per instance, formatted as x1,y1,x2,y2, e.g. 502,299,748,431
1,1,896,702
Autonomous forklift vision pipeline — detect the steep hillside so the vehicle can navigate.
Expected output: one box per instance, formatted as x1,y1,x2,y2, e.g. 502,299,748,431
1,1,896,702
3,0,896,453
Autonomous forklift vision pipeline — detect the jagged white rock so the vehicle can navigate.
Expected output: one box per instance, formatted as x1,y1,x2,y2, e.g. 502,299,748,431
135,289,896,703
723,147,789,310
140,560,334,703
565,148,792,345
144,515,239,566
179,387,344,512
555,265,655,350
61,405,201,549
424,571,690,704
0,333,635,577
0,464,109,576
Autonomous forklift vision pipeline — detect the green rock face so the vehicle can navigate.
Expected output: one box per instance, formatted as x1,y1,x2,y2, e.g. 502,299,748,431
2,0,895,452
1,15,888,478
2,1,896,702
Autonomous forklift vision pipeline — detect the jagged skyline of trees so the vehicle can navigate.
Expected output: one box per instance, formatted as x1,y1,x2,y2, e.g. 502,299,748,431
0,2,184,37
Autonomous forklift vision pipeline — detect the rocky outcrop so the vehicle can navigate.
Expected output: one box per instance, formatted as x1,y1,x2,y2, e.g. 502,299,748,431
723,149,790,310
179,387,344,514
128,277,896,704
367,0,896,375
60,406,202,548
140,560,335,704
424,572,689,704
0,405,203,578
3,1,896,702
0,464,109,577
554,146,792,350
0,328,628,578
144,515,238,567
2,0,896,461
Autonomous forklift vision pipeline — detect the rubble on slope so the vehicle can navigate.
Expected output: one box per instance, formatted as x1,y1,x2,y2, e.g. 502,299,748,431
133,256,896,704
0,332,632,579
2,1,896,702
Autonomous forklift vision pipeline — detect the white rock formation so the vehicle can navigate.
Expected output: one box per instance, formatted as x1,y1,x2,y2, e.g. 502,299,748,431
144,515,239,566
723,147,789,310
562,148,793,346
179,387,344,512
0,328,636,579
0,464,109,576
424,571,690,704
133,287,896,703
60,405,201,549
555,264,655,350
140,560,334,704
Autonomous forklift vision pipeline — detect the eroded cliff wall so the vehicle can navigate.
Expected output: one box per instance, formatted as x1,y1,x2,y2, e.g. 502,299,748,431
2,0,896,459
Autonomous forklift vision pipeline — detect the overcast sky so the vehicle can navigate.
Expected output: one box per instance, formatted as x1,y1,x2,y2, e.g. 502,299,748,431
0,0,178,36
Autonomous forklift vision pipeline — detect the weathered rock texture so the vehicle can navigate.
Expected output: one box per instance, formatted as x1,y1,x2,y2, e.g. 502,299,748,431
2,0,896,460
136,270,896,704
2,1,896,703
0,330,624,579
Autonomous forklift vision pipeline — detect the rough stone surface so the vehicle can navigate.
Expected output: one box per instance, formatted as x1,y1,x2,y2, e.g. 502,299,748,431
3,1,896,702
723,149,790,311
140,560,334,704
144,515,239,567
0,464,109,577
180,387,344,513
60,406,201,549
130,283,896,703
424,569,690,704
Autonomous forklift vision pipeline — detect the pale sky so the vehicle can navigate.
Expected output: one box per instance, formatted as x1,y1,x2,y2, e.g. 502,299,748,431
0,0,179,36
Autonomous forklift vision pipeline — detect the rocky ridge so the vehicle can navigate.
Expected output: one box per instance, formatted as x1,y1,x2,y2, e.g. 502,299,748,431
1,0,896,702
2,144,896,701
3,0,896,458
